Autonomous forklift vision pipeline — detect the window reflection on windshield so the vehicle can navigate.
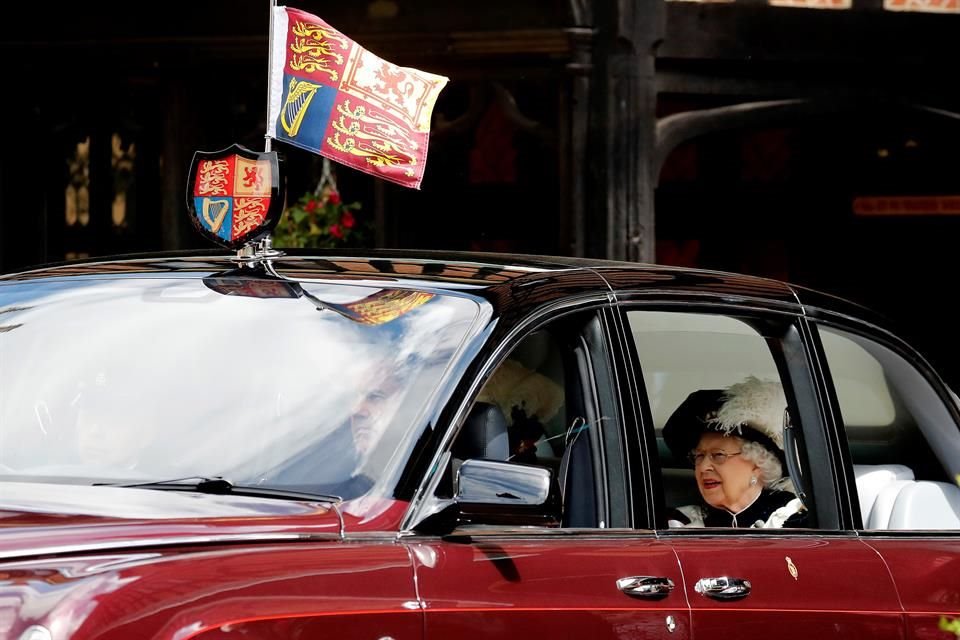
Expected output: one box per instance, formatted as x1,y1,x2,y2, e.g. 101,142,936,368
0,278,480,499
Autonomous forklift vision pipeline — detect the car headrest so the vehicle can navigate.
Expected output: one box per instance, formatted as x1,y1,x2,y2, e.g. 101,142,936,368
453,402,509,461
853,464,915,525
888,481,960,530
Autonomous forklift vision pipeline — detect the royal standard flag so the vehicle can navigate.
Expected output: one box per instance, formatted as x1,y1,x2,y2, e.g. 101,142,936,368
267,6,448,189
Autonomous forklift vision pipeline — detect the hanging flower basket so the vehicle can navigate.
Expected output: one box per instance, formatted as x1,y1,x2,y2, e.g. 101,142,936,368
272,160,366,249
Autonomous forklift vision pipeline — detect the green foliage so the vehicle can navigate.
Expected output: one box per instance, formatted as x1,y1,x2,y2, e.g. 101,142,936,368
272,187,367,249
942,616,960,637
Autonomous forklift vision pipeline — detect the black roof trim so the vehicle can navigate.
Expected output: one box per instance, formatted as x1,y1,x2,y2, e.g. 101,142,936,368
0,250,867,322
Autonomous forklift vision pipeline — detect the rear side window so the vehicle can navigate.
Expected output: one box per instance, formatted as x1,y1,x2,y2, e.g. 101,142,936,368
818,324,960,531
626,310,815,530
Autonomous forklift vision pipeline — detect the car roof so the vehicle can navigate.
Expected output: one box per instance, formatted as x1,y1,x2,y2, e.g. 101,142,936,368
0,248,889,329
0,249,587,284
0,248,777,287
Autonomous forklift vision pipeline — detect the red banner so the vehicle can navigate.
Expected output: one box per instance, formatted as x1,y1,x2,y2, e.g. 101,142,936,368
853,196,960,216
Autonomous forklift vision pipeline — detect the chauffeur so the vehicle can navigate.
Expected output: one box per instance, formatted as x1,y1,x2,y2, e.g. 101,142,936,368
663,376,808,528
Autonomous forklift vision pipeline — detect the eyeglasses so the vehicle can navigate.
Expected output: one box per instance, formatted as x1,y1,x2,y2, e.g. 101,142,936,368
687,450,742,466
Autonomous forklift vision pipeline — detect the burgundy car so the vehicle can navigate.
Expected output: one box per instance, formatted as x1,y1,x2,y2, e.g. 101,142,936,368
0,251,957,640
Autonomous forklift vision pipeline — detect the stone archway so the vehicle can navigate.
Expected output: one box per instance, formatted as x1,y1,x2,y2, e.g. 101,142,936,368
654,99,960,185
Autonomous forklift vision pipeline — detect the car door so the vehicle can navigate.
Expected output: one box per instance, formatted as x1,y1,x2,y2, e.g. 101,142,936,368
811,318,960,640
407,307,691,640
619,304,904,640
408,535,687,640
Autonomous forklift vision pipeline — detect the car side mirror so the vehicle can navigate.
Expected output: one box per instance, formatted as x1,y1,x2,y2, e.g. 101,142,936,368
455,459,562,527
413,459,561,534
458,458,550,504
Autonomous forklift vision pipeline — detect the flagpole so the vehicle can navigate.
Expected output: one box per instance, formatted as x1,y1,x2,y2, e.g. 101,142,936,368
265,0,278,152
256,0,279,261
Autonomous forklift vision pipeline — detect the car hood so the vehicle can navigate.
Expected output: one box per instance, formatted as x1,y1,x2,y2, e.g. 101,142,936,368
0,482,342,560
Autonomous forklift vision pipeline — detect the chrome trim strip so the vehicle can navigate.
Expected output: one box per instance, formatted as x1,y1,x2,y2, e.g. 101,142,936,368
0,532,340,561
399,526,657,540
611,293,802,315
857,530,960,538
330,501,346,539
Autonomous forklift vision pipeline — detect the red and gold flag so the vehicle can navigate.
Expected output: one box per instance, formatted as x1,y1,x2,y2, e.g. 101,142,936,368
266,6,448,189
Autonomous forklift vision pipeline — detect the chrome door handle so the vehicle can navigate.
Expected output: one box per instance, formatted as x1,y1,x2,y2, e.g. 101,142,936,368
694,576,752,599
617,576,675,597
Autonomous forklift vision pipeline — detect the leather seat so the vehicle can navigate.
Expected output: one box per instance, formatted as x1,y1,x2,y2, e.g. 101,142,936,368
867,479,913,529
853,463,914,527
888,481,960,530
453,402,509,462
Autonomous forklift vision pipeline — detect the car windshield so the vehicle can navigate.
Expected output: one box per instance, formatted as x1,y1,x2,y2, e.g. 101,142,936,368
0,276,480,500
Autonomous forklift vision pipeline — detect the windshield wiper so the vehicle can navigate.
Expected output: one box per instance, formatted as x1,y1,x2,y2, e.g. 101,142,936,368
96,476,342,503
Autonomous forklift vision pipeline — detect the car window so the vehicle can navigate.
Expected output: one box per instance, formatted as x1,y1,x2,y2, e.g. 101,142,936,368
625,310,815,530
442,310,624,528
817,324,960,530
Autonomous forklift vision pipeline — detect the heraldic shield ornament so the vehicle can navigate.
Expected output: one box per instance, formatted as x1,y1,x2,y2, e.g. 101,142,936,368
186,144,286,250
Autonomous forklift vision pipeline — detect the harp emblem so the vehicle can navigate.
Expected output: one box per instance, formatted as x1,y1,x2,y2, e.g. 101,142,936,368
185,144,286,250
201,198,229,232
281,78,320,138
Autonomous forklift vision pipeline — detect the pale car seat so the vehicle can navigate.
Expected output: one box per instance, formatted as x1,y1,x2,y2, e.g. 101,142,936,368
853,464,915,526
866,479,914,529
888,481,960,530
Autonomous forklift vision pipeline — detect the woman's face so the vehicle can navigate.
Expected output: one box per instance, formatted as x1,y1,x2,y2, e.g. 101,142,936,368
693,432,761,512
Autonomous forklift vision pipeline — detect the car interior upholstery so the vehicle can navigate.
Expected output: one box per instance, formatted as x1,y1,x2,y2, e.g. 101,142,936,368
854,463,960,529
887,481,960,529
853,463,915,528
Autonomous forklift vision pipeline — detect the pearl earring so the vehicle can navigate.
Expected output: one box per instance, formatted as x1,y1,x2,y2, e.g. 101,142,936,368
750,476,758,486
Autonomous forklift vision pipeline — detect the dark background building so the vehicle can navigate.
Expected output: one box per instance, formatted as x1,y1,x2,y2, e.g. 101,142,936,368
1,0,959,384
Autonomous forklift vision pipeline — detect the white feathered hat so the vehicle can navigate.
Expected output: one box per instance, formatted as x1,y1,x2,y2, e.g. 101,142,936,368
716,376,787,452
663,376,787,465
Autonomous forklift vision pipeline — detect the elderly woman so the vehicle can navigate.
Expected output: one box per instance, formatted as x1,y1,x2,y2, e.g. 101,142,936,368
663,376,808,528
